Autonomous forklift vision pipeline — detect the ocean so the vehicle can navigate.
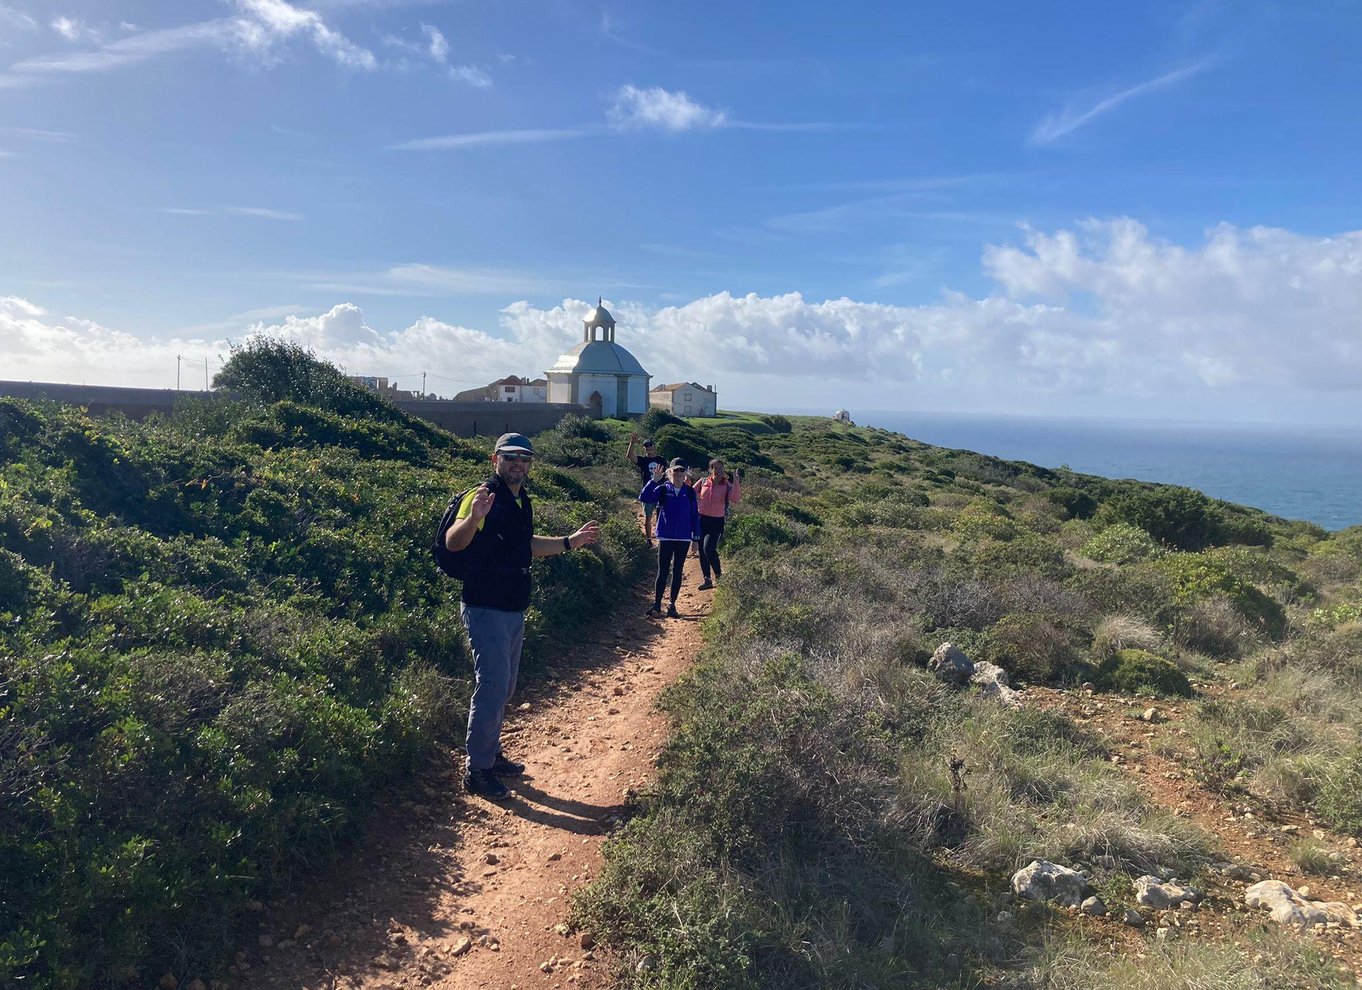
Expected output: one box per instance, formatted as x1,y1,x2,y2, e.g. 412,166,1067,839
856,410,1362,532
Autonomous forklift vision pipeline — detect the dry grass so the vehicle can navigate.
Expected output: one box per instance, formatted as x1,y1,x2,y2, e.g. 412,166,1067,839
1090,614,1164,660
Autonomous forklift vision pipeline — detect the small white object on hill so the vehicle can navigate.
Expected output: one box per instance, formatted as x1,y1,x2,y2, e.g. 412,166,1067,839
832,408,854,425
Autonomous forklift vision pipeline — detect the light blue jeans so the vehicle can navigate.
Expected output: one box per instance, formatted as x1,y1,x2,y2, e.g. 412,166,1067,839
461,604,525,771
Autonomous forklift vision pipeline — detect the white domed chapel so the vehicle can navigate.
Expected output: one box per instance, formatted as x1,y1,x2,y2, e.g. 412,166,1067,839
545,299,651,417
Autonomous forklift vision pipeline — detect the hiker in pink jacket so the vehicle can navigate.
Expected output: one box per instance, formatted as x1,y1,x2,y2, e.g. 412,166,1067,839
693,458,740,590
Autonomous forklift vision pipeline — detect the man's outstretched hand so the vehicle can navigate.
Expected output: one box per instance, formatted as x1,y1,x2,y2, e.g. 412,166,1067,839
570,521,602,548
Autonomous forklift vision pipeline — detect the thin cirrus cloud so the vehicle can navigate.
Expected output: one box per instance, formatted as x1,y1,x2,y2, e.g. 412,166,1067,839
1030,59,1211,144
392,84,829,151
159,206,303,220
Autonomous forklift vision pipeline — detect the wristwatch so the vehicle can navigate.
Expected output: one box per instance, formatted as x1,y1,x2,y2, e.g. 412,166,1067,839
562,536,571,552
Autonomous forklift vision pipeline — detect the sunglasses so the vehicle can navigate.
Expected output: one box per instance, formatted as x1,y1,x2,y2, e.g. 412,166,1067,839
499,452,534,462
670,465,688,472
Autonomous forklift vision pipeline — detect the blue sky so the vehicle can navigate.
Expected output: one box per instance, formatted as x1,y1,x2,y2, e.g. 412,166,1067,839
3,0,1362,424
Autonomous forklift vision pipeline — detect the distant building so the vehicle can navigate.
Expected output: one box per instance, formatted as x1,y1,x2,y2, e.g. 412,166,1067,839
833,409,854,425
348,375,421,400
650,381,718,418
453,375,549,403
545,299,651,417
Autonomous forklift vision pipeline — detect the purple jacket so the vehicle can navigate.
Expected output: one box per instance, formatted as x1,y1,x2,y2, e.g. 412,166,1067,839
639,480,700,541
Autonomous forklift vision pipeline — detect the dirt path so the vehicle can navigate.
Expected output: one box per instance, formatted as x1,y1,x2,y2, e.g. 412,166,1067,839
228,578,708,990
1029,685,1362,978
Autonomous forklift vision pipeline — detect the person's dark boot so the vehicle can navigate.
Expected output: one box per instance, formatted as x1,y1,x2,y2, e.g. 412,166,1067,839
647,602,662,617
697,579,714,591
464,768,510,800
667,603,680,618
492,751,525,776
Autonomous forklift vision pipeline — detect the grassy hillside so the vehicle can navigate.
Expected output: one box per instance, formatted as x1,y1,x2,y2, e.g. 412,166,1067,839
575,412,1362,988
6,367,1360,989
0,342,649,988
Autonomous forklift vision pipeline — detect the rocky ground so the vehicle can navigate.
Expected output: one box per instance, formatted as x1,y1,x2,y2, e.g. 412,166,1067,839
209,578,708,990
1027,682,1362,982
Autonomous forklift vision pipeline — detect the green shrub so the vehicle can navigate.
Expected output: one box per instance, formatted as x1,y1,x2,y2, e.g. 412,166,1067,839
1045,486,1098,520
637,406,684,437
1094,649,1191,697
1316,750,1362,836
1149,553,1288,639
723,512,799,555
1096,485,1218,552
1081,522,1166,564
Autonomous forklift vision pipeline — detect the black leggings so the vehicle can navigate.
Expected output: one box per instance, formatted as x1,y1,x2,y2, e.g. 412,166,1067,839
655,540,689,605
698,515,726,580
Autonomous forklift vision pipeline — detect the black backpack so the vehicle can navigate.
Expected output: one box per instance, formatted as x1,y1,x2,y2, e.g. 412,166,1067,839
432,485,478,579
432,477,501,580
432,477,531,580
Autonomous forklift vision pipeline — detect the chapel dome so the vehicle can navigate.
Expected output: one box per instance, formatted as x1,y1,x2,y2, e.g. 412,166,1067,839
548,339,647,376
583,302,616,328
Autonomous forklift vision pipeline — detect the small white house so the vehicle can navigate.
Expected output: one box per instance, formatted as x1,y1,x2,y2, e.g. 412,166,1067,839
453,375,548,403
650,382,718,418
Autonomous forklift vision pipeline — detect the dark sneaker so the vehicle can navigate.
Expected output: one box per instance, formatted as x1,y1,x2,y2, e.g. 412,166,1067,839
493,751,525,776
464,768,510,801
667,604,680,618
646,603,662,617
697,580,714,591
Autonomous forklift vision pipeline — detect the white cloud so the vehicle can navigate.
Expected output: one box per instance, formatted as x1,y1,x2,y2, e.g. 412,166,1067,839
608,84,726,131
6,219,1362,406
50,15,99,42
449,63,490,88
421,22,446,62
1031,61,1210,144
230,0,377,70
5,0,376,81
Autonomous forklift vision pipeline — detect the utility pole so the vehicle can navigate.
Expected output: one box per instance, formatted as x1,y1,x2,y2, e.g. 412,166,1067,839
176,355,181,391
422,371,427,398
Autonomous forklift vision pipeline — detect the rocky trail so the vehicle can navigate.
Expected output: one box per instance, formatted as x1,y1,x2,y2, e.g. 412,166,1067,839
223,578,708,990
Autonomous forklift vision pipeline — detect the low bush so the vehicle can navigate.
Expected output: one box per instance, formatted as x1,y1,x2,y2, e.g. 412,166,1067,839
1093,649,1191,697
1081,522,1166,565
984,612,1082,684
1177,594,1258,658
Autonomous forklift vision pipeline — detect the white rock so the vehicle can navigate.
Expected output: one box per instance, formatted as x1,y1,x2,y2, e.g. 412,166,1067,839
1080,896,1107,916
1245,880,1360,930
1133,875,1202,909
970,661,1023,706
929,643,974,687
1011,860,1092,909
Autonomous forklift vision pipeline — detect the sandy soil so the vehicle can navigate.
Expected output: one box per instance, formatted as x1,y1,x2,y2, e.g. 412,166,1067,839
225,577,708,990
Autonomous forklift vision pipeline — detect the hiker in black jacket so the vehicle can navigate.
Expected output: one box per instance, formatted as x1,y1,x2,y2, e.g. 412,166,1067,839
444,432,600,800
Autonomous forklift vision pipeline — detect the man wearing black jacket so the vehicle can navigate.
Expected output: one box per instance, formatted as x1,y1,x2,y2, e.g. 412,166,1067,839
444,432,600,799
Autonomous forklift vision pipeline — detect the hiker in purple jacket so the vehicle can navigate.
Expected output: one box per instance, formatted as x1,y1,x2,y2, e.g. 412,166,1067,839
639,457,700,618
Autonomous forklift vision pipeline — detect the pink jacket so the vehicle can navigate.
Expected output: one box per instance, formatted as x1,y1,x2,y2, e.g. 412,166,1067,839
694,474,741,518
